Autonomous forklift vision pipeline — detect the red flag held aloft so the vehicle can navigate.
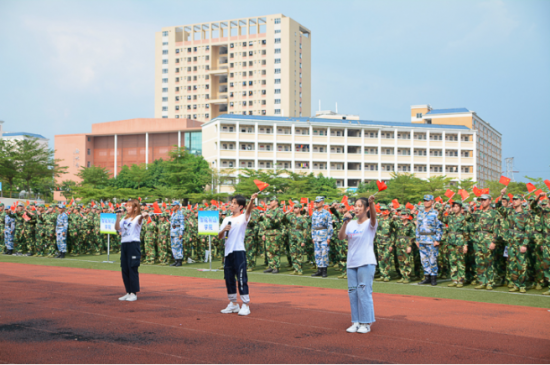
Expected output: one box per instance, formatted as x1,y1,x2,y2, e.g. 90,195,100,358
392,199,400,209
187,204,192,210
458,189,469,201
526,183,536,193
162,202,167,209
147,216,152,224
376,180,387,192
535,189,543,196
205,202,209,207
68,198,74,206
444,189,455,199
544,179,550,190
254,179,269,191
210,200,219,207
138,197,141,202
153,202,162,214
22,213,31,222
375,204,381,213
481,188,489,195
194,204,198,210
289,200,294,207
508,193,514,200
405,202,414,210
499,176,511,186
449,199,454,205
101,202,105,208
473,186,481,197
91,201,95,207
300,197,308,204
435,196,443,203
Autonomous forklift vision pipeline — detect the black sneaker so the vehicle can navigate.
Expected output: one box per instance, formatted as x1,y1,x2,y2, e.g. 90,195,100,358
263,268,274,273
272,269,279,274
418,276,431,285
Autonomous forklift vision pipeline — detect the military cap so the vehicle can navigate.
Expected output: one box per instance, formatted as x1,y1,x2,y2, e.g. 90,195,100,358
400,209,410,215
480,194,491,200
294,203,303,208
17,202,24,207
452,200,463,207
57,204,65,209
171,201,181,206
528,196,535,201
423,194,434,201
0,203,4,207
540,199,549,205
512,194,522,200
522,201,528,207
501,195,509,201
29,202,36,206
396,206,403,211
38,204,45,208
269,196,278,202
379,204,389,210
339,203,346,208
314,196,325,203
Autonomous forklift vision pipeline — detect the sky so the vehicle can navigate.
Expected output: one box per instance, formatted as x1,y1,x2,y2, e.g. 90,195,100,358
0,0,549,182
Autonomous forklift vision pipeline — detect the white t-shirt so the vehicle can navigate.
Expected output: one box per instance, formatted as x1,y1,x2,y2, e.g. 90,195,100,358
345,219,378,269
118,215,143,243
219,213,250,257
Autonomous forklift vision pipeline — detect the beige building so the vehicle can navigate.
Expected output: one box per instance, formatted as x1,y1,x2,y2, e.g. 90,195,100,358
202,105,487,193
411,105,502,184
154,14,311,122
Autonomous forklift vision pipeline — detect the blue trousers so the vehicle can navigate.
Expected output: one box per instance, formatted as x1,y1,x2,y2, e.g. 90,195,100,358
171,236,183,259
56,231,67,253
314,239,329,268
224,251,249,304
347,264,376,324
419,244,439,276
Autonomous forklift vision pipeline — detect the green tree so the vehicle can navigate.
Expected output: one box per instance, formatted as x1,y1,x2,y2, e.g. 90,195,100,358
59,180,77,200
77,165,111,188
163,147,212,194
0,139,20,197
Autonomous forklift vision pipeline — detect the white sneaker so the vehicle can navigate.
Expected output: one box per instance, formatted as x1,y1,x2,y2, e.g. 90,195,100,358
346,322,360,333
238,304,250,316
221,302,240,314
126,293,137,302
119,293,130,301
357,324,371,334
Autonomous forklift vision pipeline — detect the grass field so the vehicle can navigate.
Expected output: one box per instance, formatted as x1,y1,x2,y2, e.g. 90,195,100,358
1,252,549,308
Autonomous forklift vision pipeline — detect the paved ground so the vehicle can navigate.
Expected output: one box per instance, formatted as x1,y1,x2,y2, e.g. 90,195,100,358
0,263,549,363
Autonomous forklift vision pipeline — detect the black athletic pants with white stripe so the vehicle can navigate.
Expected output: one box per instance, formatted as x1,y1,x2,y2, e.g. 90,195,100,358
121,241,141,294
224,251,249,303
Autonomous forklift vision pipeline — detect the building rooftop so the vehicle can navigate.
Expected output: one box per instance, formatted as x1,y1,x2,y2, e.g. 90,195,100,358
3,132,47,139
425,108,470,115
213,114,471,130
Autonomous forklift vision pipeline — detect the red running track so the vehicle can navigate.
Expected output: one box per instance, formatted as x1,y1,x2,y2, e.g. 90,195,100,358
0,262,549,363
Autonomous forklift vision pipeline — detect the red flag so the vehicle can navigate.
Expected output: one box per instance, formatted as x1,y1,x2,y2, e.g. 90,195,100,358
91,201,95,207
324,205,329,210
147,216,152,224
508,193,514,200
342,195,351,210
495,196,500,203
108,202,114,210
376,180,387,192
68,197,74,207
458,189,469,201
435,197,443,203
153,202,162,214
101,202,105,208
449,199,454,205
162,202,167,209
210,200,219,207
473,186,481,197
254,179,269,191
205,202,209,207
544,180,550,190
444,190,455,199
26,200,29,206
392,199,400,209
116,203,121,208
187,204,192,210
300,197,308,204
22,212,31,222
499,176,511,186
481,188,489,195
375,204,381,213
535,189,543,196
526,183,536,193
308,203,313,216
194,203,198,210
138,197,141,202
10,205,15,212
289,200,294,207
405,202,414,210
261,201,267,210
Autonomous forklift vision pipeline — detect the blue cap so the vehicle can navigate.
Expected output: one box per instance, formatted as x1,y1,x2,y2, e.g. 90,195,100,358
171,201,181,206
423,195,434,201
58,204,65,209
314,196,325,203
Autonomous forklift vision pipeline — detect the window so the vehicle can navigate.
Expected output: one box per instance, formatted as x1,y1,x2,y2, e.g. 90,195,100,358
162,50,168,55
274,99,281,104
87,161,91,168
162,97,168,102
274,38,281,44
274,89,281,94
274,49,281,54
162,31,168,36
275,29,281,34
275,79,281,84
162,59,168,64
162,88,168,92
416,113,422,118
162,107,168,111
274,58,281,64
274,109,281,115
162,42,168,46
162,78,168,83
274,18,281,24
230,43,234,48
275,68,281,74
261,40,266,45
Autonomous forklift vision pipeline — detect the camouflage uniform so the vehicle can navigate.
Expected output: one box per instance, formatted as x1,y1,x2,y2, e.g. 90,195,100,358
311,205,334,270
44,210,58,256
258,203,285,271
0,206,6,252
4,213,15,251
35,208,46,256
56,210,69,253
530,198,550,292
157,214,171,265
393,211,415,282
68,211,81,255
287,208,308,274
143,217,157,264
438,205,468,285
23,209,37,254
14,209,26,254
471,200,500,288
496,196,533,291
245,209,260,269
375,210,396,281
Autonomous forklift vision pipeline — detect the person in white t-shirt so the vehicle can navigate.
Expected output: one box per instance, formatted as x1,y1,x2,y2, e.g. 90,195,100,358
115,199,150,302
338,195,378,334
218,192,258,316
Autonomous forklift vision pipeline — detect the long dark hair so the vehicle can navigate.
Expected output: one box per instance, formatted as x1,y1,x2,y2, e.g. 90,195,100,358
356,197,371,219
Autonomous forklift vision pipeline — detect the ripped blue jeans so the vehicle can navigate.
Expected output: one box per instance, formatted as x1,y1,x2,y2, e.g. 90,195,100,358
347,264,376,324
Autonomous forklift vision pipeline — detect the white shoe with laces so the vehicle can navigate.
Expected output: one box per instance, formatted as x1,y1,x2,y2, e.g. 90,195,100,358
221,302,240,314
346,322,360,333
119,293,130,301
357,324,371,334
238,303,250,316
126,293,137,302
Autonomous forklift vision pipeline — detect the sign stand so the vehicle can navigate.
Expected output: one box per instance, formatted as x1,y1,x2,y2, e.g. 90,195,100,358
197,210,219,272
102,234,114,264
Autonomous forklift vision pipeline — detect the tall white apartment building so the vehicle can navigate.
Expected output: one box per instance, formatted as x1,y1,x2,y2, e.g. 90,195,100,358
202,107,485,192
155,14,311,122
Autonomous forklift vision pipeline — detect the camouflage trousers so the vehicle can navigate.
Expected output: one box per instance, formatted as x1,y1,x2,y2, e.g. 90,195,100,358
412,244,422,278
532,234,545,284
376,239,393,280
395,238,413,280
24,228,36,253
14,230,24,253
69,229,81,254
493,240,507,282
35,230,46,256
507,241,528,289
474,233,495,286
465,241,476,282
541,240,550,283
448,235,466,283
333,239,348,271
157,235,171,265
289,237,305,273
0,231,4,252
45,232,57,256
437,240,450,277
144,237,157,264
265,235,281,270
245,232,259,268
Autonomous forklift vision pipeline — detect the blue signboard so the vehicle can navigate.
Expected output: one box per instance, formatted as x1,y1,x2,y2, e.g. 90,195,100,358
100,213,117,234
198,210,220,236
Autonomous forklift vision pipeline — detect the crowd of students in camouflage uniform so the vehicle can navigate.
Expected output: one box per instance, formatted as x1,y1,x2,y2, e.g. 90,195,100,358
1,188,549,294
